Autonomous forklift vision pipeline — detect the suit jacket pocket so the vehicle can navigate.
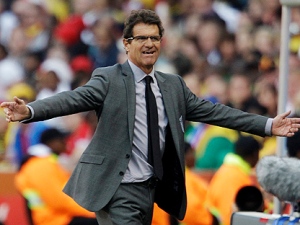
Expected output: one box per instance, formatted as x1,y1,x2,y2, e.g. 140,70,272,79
79,153,105,165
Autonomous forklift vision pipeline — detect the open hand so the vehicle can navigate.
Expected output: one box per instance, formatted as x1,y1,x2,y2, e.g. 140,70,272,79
272,111,300,137
0,97,31,122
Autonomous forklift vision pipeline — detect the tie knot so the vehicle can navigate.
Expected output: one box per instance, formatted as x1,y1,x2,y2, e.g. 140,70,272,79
144,76,153,85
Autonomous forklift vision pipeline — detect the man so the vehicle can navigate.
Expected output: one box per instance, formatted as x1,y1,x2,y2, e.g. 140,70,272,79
1,9,300,225
205,135,262,225
15,128,98,225
286,130,300,159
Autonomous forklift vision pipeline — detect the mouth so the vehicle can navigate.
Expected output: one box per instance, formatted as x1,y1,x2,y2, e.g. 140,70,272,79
142,50,155,55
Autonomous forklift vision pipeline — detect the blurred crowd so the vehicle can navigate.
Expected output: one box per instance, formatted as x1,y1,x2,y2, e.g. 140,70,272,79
1,0,300,224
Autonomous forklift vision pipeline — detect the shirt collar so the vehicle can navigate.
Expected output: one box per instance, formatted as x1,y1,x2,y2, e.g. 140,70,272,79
128,60,155,83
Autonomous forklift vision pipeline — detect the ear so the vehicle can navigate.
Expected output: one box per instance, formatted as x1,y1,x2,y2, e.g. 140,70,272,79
123,38,130,53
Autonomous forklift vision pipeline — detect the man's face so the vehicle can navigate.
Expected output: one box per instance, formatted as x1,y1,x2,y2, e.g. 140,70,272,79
123,23,161,74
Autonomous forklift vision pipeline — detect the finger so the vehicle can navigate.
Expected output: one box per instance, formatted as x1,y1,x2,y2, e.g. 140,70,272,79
280,111,291,118
290,127,299,133
0,102,9,108
292,118,300,123
5,114,11,122
292,124,300,128
3,107,8,114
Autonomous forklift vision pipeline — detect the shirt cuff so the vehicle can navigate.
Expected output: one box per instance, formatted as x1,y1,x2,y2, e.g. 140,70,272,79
265,118,273,136
20,105,34,123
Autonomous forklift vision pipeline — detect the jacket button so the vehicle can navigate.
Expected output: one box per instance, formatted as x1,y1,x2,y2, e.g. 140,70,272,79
126,154,130,158
119,171,124,176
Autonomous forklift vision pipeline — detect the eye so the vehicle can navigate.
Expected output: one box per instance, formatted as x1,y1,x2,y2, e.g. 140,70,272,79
150,36,161,42
136,36,148,41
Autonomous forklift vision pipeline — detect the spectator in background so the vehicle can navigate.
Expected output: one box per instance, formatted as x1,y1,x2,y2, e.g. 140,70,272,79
218,33,239,80
22,51,43,88
255,82,278,118
87,17,120,69
0,57,25,101
0,110,7,163
226,73,267,115
206,135,262,225
195,17,225,66
15,128,98,225
9,0,52,59
34,57,73,131
35,57,73,100
286,130,300,159
287,69,300,114
4,83,49,167
233,185,264,213
254,82,278,158
252,25,279,57
0,0,18,48
70,55,93,89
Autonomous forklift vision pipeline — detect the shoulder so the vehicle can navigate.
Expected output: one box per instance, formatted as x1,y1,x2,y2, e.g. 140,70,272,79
92,64,122,77
155,71,185,85
156,70,181,79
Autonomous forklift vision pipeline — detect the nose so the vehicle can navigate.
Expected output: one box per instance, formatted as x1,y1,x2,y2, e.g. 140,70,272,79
145,37,154,46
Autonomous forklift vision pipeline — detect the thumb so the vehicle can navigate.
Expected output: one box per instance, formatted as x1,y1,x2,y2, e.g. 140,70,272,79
13,96,25,105
279,111,291,119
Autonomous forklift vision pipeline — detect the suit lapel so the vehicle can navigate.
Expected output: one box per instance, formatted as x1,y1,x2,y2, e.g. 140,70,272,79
155,72,181,150
121,61,136,143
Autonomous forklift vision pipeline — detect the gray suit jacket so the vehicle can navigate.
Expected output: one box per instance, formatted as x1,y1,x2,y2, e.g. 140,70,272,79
27,61,269,220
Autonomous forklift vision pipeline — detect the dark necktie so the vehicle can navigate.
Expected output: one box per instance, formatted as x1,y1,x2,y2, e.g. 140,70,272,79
144,76,163,180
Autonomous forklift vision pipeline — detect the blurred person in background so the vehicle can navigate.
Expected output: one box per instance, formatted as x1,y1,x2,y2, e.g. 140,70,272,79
205,135,263,225
34,57,73,131
0,53,25,101
87,17,120,69
226,73,267,115
286,130,300,159
22,51,43,88
9,0,52,60
0,0,18,48
287,69,300,114
35,57,73,100
4,82,49,167
15,127,98,225
255,82,278,119
217,33,239,80
233,185,264,213
195,17,225,66
0,110,7,164
254,82,278,158
70,54,94,89
252,25,279,58
53,0,114,58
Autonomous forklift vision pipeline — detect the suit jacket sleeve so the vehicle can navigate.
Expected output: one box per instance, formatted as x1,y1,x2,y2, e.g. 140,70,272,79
26,67,110,122
180,76,269,137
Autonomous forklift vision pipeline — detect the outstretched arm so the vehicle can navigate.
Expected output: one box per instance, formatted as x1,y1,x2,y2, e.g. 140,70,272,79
0,97,31,122
272,111,300,137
